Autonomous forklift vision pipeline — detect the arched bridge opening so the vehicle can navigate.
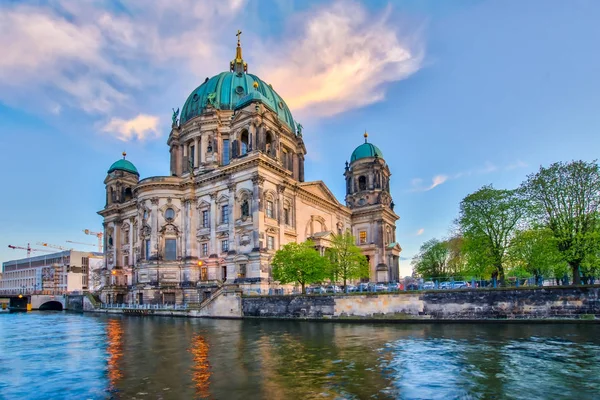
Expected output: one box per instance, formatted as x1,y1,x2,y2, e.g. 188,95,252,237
39,301,63,311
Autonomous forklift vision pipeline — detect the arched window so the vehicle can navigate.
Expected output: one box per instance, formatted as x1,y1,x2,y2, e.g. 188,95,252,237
266,132,274,156
240,131,249,156
359,176,367,191
123,187,133,202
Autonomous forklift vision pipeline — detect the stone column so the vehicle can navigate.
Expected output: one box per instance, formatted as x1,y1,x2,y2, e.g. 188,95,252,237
209,192,217,255
112,221,119,269
194,138,199,167
292,153,299,180
251,174,264,250
277,185,285,247
188,198,196,259
150,198,159,260
128,218,134,266
227,181,236,252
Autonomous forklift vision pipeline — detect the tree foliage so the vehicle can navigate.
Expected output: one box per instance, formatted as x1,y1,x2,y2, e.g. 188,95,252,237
271,240,329,294
326,232,369,287
458,185,527,282
506,228,567,280
412,238,451,278
521,160,600,284
412,236,467,278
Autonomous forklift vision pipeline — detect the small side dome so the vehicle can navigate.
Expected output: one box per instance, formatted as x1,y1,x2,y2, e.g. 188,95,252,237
108,153,139,176
350,133,384,162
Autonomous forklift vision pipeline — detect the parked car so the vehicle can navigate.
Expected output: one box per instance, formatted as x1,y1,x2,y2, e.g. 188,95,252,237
452,281,470,289
357,282,370,292
326,285,343,293
344,285,357,293
405,283,419,291
387,282,404,291
439,282,452,290
423,281,435,290
368,283,388,292
308,286,327,294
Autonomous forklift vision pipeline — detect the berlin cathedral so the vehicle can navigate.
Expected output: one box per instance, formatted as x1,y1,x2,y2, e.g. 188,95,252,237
98,34,401,304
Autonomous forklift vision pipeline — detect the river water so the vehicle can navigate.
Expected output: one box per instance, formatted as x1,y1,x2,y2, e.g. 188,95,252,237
0,313,599,400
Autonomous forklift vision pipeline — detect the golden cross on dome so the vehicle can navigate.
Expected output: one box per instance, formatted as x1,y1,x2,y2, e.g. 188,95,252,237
236,30,242,46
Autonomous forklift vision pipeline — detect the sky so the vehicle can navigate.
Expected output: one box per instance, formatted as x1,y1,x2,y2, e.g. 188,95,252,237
1,0,600,276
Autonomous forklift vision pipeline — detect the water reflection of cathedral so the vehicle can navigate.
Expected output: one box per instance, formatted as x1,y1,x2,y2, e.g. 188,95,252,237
98,32,401,304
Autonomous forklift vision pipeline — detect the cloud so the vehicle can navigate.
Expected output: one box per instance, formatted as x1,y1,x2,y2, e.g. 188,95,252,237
416,228,425,236
411,174,448,192
0,1,245,116
429,175,448,190
256,1,424,117
102,114,160,142
411,160,527,192
506,160,528,170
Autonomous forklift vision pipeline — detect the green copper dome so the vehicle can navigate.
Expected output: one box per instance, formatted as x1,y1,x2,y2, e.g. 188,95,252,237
180,71,296,132
350,142,384,163
107,159,139,176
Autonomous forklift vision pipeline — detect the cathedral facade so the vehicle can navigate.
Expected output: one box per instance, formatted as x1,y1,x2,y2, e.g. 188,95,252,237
98,36,401,304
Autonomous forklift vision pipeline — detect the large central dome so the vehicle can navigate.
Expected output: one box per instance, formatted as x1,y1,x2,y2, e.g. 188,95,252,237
180,72,296,131
180,34,295,131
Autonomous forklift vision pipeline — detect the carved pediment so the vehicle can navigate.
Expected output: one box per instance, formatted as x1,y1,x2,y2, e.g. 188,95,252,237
299,181,341,205
160,223,180,236
197,199,211,209
217,231,229,239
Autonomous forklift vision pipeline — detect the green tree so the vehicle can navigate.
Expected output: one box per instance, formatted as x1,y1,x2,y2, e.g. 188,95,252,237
326,232,369,288
522,160,600,284
412,238,451,278
271,240,329,294
458,185,527,283
506,228,566,282
412,236,468,279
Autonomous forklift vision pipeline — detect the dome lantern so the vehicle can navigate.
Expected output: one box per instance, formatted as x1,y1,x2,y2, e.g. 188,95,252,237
350,132,384,163
107,153,139,176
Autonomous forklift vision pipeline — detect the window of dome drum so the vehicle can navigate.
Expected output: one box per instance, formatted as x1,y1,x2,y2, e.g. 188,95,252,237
165,208,175,221
240,131,249,156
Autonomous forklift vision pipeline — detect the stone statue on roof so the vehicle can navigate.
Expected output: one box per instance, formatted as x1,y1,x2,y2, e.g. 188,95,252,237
172,107,179,126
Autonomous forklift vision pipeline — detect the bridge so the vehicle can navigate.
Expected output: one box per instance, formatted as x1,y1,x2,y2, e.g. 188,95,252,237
0,293,66,311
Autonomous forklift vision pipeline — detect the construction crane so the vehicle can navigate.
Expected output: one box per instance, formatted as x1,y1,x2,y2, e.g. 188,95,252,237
66,240,96,248
8,243,54,258
83,229,103,253
37,242,72,251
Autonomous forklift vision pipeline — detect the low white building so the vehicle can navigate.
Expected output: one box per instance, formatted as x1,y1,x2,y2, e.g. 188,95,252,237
0,250,104,294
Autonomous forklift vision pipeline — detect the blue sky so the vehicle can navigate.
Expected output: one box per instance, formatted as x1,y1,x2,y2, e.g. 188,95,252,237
1,0,600,276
